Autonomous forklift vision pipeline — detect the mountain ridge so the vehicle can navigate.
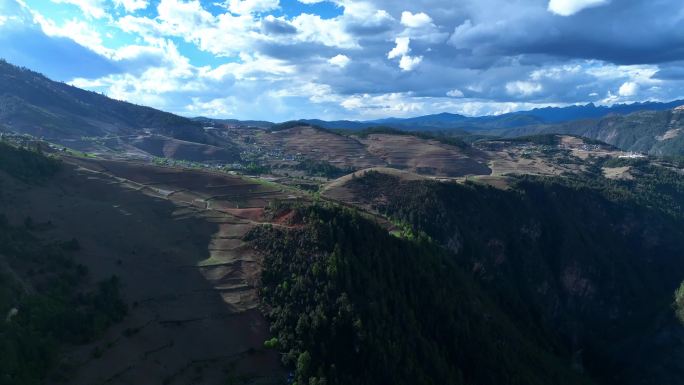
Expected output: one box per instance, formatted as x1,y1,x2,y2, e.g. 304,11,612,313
204,101,684,132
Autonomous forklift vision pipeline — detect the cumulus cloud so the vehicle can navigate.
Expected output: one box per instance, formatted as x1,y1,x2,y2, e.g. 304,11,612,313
547,0,610,16
387,36,422,71
341,93,423,116
387,36,409,59
447,89,464,97
6,0,684,120
399,55,422,71
505,81,543,97
618,81,638,97
328,54,350,68
400,11,432,28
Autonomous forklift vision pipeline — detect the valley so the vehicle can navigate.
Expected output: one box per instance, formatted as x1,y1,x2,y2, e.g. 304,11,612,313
2,59,684,385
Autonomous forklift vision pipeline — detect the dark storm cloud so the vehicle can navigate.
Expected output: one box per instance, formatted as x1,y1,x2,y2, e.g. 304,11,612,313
654,63,684,80
444,0,684,65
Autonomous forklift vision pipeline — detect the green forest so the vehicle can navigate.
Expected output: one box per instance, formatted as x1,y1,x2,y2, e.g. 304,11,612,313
249,159,684,385
339,165,684,385
249,203,591,385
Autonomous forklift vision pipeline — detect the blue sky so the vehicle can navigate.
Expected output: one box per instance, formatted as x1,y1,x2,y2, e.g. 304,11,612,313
1,0,684,121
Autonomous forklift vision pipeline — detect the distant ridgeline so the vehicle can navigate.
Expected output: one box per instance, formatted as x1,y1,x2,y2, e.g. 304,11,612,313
249,161,684,385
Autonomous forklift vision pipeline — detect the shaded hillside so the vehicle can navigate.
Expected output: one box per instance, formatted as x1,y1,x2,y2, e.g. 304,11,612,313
0,144,127,385
0,144,285,384
0,140,60,181
326,167,684,385
128,135,239,163
500,109,684,156
0,59,208,143
249,204,592,385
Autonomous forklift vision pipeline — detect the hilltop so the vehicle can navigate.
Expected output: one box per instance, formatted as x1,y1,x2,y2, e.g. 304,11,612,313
497,108,684,156
0,59,239,162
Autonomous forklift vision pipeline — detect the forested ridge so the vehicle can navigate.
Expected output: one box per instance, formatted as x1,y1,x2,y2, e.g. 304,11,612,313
248,203,592,385
340,165,684,385
248,158,684,385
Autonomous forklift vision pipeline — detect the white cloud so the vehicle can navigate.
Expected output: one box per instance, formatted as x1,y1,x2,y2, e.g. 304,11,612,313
33,15,111,55
186,96,236,116
341,92,423,117
505,81,543,96
387,37,422,71
269,82,339,104
399,55,422,71
328,54,350,68
547,0,611,16
291,13,357,48
387,36,410,59
207,53,296,81
51,0,107,19
10,0,682,121
226,0,279,15
400,11,432,28
447,89,464,97
113,0,149,13
618,81,638,97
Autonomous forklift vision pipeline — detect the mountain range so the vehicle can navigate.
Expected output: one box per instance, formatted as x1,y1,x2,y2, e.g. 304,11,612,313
2,57,684,158
2,58,684,385
217,101,684,133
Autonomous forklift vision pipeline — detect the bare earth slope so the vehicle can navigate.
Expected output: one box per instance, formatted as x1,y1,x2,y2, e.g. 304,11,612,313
269,126,385,169
230,125,491,177
0,158,297,385
358,133,491,176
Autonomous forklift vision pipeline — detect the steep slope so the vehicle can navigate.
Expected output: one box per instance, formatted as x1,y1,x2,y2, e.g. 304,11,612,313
0,59,212,144
323,167,684,385
249,203,593,385
0,59,243,162
0,143,288,384
501,108,684,156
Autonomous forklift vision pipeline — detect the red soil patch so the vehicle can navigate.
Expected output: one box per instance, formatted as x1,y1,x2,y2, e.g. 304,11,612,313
272,209,295,225
224,207,264,221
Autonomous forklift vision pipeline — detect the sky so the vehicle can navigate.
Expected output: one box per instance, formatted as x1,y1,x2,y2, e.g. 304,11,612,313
1,0,684,121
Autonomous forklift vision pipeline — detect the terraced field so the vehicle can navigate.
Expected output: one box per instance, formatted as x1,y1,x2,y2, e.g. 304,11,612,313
358,134,491,176
233,125,492,177
265,126,385,169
